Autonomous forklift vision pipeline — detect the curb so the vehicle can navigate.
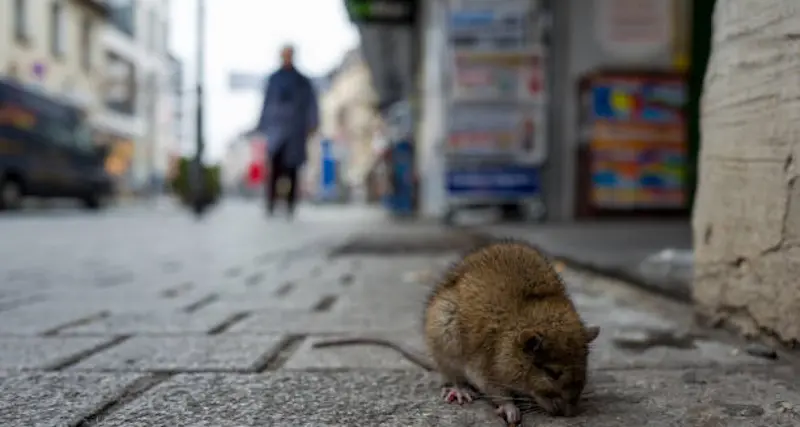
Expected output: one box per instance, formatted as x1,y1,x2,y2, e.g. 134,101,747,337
476,229,694,303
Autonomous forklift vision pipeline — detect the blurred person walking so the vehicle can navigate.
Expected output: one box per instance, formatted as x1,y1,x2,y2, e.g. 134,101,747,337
255,44,319,218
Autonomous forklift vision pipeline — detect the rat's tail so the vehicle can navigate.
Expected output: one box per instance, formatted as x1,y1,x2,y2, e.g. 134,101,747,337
312,338,436,371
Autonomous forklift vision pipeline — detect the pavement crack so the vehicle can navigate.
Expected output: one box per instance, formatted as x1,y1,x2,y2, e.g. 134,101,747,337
46,335,132,371
41,311,109,336
183,293,219,313
245,272,264,287
274,281,295,297
207,312,251,335
312,295,338,312
71,373,172,427
255,334,306,372
224,266,242,278
160,281,194,298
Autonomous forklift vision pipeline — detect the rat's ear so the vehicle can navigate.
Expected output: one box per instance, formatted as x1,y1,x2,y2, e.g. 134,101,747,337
523,334,544,355
585,325,600,343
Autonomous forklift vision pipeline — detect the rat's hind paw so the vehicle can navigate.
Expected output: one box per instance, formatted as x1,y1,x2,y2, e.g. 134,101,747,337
441,385,475,405
495,402,521,425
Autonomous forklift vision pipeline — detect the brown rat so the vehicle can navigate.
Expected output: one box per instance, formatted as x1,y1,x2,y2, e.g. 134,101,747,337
314,239,599,425
425,239,599,424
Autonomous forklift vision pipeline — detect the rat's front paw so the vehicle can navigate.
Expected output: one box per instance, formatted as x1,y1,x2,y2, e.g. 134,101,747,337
441,385,475,405
495,402,521,425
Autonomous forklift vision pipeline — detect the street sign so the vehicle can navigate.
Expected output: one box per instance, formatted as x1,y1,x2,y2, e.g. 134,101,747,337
228,72,267,91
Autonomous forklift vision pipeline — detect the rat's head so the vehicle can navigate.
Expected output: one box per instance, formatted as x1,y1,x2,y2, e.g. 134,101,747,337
496,317,600,417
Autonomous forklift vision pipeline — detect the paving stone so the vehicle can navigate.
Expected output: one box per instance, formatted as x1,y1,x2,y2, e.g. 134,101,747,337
93,370,501,427
0,336,116,370
0,304,105,335
69,335,286,372
208,286,338,312
283,332,427,370
0,372,144,427
93,366,800,427
588,330,772,370
56,309,239,335
227,307,421,335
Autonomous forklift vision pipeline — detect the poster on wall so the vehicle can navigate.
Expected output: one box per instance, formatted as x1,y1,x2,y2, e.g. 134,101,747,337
446,164,541,198
447,0,546,51
451,51,546,103
594,0,672,60
588,74,687,209
446,104,547,164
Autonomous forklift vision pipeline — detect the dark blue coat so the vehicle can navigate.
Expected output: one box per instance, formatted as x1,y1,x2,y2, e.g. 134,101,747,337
255,67,319,168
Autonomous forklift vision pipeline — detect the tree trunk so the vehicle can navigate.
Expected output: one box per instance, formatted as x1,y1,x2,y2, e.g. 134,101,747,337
693,0,800,345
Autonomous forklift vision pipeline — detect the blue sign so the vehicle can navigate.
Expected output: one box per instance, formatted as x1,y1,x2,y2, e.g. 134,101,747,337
383,139,415,215
446,165,541,197
318,139,338,201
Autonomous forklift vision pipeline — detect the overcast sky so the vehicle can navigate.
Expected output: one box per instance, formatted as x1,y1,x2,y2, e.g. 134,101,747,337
168,0,359,161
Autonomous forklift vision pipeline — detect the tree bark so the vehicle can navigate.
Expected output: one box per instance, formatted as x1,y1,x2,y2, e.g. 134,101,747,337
693,0,800,345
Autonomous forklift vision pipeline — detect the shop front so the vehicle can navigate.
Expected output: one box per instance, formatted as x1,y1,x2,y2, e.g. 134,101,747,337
92,130,135,195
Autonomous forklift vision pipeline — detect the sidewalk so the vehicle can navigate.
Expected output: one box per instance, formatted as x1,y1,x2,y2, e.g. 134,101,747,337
0,210,797,426
486,220,694,301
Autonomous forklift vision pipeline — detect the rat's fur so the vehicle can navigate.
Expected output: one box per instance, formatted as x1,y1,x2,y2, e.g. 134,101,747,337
424,239,600,420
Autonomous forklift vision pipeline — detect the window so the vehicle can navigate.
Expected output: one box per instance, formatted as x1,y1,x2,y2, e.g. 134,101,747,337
81,16,93,71
50,1,66,57
108,0,135,37
104,51,137,115
13,0,29,42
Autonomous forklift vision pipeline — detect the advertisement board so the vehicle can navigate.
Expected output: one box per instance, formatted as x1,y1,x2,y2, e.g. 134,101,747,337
446,165,541,198
443,0,550,213
447,0,545,51
451,51,546,103
446,104,547,165
587,74,687,209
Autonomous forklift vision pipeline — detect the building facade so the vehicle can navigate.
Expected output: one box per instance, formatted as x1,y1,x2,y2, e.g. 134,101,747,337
310,48,382,199
164,53,183,185
95,0,172,195
0,0,109,114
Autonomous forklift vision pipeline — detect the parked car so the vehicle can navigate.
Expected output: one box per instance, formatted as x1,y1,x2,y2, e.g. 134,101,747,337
0,79,112,210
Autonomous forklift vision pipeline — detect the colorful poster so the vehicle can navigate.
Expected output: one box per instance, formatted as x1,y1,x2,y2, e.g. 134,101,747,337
588,75,687,209
451,51,546,103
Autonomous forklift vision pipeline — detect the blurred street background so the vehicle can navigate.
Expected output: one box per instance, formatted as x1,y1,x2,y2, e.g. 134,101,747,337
0,0,799,426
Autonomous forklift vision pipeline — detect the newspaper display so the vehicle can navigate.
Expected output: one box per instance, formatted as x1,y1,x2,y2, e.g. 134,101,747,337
443,0,550,216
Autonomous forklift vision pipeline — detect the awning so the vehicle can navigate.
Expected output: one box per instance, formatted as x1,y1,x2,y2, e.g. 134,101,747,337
344,0,420,115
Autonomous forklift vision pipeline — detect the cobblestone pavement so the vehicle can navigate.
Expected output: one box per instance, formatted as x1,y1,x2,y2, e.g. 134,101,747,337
0,201,798,426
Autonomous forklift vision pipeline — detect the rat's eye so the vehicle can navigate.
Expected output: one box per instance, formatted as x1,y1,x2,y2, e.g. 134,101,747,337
541,366,562,380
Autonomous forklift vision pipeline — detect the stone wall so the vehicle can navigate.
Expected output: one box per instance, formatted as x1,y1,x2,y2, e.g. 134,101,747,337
692,0,800,346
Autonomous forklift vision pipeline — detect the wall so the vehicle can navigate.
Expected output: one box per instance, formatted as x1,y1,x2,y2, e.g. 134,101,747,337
693,0,800,345
0,0,108,116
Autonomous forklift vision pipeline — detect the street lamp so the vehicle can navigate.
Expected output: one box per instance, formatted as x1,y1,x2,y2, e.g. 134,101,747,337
191,0,207,217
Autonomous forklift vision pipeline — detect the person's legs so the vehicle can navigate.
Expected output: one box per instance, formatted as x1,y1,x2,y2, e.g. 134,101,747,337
285,166,299,217
266,149,284,215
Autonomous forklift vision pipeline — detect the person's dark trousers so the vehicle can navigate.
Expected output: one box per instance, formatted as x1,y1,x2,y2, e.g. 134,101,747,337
265,144,299,217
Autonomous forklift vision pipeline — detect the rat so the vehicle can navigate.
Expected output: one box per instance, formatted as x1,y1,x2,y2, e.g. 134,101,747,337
313,239,600,425
425,239,600,424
